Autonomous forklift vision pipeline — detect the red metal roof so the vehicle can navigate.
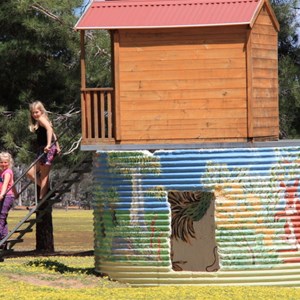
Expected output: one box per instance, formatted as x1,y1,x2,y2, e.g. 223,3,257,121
75,0,268,30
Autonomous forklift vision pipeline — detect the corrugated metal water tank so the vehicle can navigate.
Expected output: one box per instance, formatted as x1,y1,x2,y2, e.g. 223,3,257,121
92,146,300,286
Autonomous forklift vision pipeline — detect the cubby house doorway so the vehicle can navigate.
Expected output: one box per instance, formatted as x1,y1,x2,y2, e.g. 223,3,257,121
168,190,219,272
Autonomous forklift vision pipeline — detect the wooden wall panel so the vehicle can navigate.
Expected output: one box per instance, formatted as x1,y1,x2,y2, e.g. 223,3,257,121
122,128,247,140
251,5,279,139
123,98,247,110
120,58,246,72
118,27,248,142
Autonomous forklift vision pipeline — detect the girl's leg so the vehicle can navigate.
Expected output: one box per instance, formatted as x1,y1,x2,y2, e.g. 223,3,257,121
39,164,51,200
27,164,41,187
0,195,14,240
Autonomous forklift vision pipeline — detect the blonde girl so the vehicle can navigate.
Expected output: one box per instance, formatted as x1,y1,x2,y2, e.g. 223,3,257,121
27,101,61,200
0,152,17,245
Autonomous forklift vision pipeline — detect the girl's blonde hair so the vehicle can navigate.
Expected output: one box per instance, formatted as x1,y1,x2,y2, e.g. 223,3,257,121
28,101,50,132
0,152,13,169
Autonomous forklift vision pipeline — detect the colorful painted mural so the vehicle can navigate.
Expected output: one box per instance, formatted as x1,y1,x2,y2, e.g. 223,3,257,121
92,146,300,286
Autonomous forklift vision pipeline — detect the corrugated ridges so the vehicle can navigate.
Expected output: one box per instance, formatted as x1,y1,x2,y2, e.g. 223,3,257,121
75,0,262,29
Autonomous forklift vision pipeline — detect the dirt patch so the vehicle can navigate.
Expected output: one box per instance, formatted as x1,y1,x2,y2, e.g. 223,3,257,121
6,273,101,289
2,250,106,289
1,250,128,289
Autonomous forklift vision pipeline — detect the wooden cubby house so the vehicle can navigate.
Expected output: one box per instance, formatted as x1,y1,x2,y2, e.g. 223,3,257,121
75,0,280,150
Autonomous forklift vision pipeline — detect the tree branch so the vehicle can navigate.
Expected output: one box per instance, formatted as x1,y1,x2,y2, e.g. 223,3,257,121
62,137,82,155
31,4,64,25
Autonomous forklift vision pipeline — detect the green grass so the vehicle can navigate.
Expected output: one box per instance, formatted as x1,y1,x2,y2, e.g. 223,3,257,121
8,208,94,251
2,209,300,299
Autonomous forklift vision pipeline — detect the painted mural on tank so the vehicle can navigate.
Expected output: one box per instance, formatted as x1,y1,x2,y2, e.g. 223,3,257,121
92,146,300,283
93,151,170,267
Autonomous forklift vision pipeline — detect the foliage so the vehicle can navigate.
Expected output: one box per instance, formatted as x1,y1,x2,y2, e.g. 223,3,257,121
271,0,300,137
278,55,300,137
84,29,112,87
0,0,109,212
0,0,84,159
0,0,81,110
0,0,110,157
0,0,99,211
0,108,35,163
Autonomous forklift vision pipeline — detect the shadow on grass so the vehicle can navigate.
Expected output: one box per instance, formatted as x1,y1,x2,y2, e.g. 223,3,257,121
26,258,99,276
5,249,94,258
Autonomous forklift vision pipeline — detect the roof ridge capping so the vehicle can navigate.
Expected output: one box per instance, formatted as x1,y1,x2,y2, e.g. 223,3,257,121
93,0,261,5
92,0,206,1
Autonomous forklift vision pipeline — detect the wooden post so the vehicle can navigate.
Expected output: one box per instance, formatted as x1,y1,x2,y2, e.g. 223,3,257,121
246,28,253,141
80,30,87,142
113,30,121,141
80,30,86,89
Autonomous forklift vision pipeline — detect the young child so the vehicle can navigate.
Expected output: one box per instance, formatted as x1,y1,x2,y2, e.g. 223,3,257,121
0,152,18,246
27,101,61,200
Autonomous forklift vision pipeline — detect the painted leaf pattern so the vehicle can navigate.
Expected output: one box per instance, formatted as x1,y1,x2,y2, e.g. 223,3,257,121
169,191,214,243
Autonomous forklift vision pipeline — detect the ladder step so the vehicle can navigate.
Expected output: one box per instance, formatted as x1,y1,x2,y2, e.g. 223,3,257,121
15,228,33,234
24,218,42,224
73,169,91,173
63,179,77,184
82,159,93,163
24,219,36,223
6,239,23,245
1,249,14,255
55,188,71,194
35,208,52,213
48,198,62,204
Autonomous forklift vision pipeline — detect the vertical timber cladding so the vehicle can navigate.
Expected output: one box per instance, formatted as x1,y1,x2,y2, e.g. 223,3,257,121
251,5,279,140
118,27,248,143
93,147,300,286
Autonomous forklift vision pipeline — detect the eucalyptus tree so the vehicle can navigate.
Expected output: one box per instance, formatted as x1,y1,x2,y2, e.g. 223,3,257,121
0,0,84,111
271,0,300,137
0,0,109,252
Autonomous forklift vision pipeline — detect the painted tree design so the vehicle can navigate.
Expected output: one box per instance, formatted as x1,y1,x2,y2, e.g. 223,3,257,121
168,191,214,243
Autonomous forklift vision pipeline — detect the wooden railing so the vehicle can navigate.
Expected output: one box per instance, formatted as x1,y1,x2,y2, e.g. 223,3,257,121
81,88,115,145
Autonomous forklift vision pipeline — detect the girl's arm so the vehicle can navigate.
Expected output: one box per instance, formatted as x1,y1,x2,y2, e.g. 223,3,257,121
0,172,11,201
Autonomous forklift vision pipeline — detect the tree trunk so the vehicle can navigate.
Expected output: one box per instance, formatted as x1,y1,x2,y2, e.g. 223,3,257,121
35,188,54,252
36,208,54,252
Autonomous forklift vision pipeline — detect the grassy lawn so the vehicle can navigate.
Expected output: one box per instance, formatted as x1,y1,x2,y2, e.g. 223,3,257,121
8,208,94,252
1,209,300,299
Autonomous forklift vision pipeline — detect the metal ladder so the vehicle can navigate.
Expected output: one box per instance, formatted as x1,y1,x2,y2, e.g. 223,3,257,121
0,120,93,260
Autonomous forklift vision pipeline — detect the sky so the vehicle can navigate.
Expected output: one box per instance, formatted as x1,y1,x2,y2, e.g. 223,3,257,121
75,0,91,17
